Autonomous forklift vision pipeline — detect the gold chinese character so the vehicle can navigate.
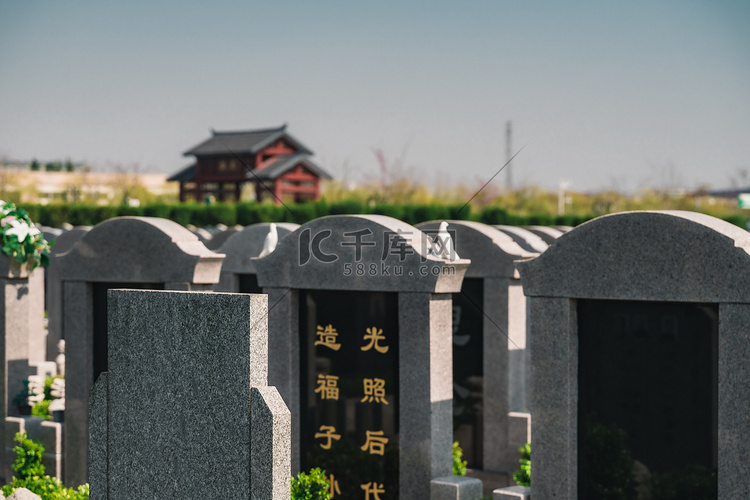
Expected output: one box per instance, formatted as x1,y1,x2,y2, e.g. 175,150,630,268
361,327,389,353
314,425,341,450
315,324,341,351
361,378,389,405
328,474,341,497
315,374,340,400
361,482,385,500
360,430,389,455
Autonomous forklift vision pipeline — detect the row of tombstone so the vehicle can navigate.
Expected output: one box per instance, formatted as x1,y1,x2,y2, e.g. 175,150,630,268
3,210,746,498
38,215,547,498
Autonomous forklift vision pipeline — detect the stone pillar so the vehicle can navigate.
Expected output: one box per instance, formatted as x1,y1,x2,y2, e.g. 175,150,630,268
265,287,300,472
527,296,577,500
63,281,92,487
718,303,750,498
398,292,453,499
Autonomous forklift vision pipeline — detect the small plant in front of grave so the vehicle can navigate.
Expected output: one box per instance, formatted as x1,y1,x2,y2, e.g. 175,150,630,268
291,467,331,500
0,199,52,271
2,432,89,500
513,442,531,487
452,441,467,476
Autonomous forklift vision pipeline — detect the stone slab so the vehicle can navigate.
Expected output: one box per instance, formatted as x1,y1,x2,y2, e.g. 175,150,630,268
492,485,530,500
250,386,291,500
430,475,483,500
518,210,750,302
103,290,268,499
255,215,469,293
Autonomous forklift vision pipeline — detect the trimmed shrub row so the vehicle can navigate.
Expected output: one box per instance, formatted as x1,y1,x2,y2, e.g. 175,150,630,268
22,201,747,230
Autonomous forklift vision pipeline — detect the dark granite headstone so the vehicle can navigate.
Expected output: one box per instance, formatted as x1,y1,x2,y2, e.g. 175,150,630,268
300,290,399,498
516,211,749,498
58,217,224,486
451,277,484,468
577,299,718,499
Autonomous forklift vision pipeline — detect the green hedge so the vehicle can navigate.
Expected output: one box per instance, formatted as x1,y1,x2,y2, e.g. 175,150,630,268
18,201,746,230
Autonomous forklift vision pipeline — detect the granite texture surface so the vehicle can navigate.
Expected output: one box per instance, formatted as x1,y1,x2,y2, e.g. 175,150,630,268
416,222,531,474
45,227,90,360
61,217,226,486
88,373,107,500
516,211,750,499
430,475,483,500
255,215,469,293
63,281,93,486
492,485,530,500
416,221,534,279
494,226,549,254
58,217,224,284
251,386,291,500
104,290,269,499
718,303,750,498
399,293,453,498
527,296,577,499
217,223,299,277
264,287,301,472
518,210,750,302
482,278,510,472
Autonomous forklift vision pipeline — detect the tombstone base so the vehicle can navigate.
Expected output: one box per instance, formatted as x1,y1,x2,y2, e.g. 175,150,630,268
466,469,511,498
431,475,483,500
493,485,530,500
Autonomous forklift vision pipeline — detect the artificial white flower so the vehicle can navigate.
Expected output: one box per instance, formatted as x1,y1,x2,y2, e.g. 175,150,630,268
5,218,31,242
0,200,8,216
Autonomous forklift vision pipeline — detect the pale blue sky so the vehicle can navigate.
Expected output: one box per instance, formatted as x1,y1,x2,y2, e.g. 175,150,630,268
1,0,748,192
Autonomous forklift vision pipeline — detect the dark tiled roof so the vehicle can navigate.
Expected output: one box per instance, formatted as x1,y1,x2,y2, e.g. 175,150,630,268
167,164,196,182
251,153,333,181
183,125,312,156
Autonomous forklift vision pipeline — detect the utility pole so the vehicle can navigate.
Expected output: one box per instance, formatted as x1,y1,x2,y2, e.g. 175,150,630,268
506,121,513,191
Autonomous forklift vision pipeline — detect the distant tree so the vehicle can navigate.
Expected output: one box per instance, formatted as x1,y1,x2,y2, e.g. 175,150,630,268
30,159,40,171
65,160,75,172
45,162,62,172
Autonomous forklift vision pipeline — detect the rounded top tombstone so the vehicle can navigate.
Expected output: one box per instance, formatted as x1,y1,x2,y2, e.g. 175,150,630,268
417,220,535,278
49,227,91,256
495,225,549,253
218,222,300,274
517,210,750,302
255,214,469,293
525,225,565,245
58,217,224,284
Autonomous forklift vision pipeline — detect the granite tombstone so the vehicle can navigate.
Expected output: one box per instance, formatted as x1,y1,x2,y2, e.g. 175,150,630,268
89,290,290,500
417,220,535,492
255,215,478,499
45,227,90,362
57,217,224,486
516,210,749,499
214,222,299,293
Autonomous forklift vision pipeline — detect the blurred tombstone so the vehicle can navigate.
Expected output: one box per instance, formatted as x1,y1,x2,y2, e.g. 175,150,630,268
418,221,535,495
89,289,289,499
58,217,224,486
516,211,748,498
214,223,299,293
255,214,479,498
